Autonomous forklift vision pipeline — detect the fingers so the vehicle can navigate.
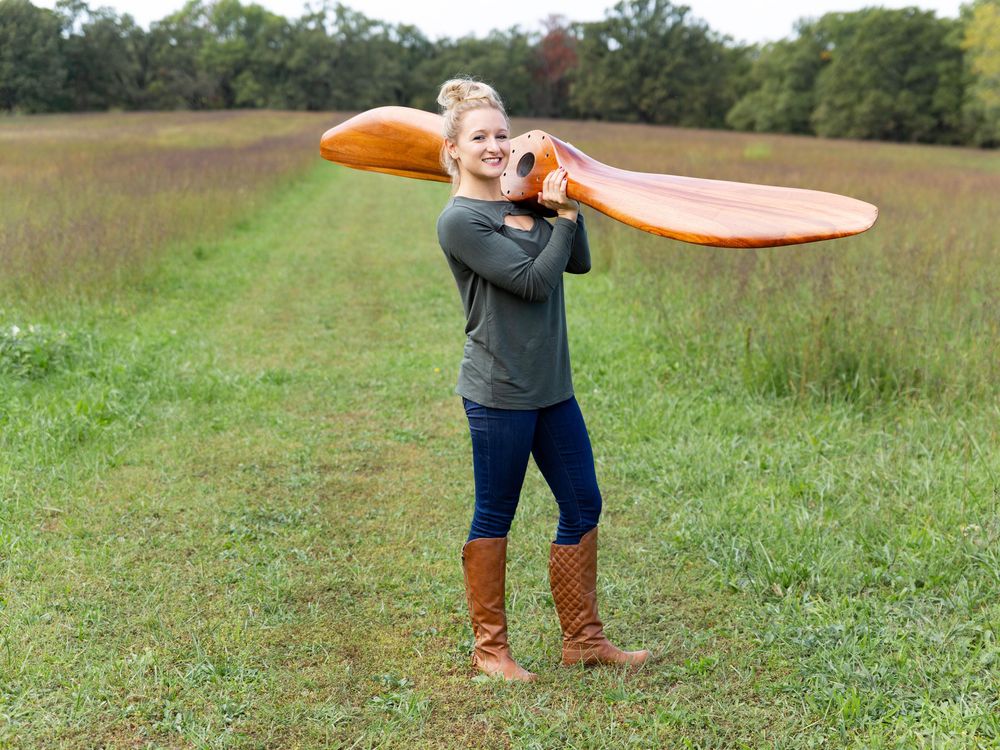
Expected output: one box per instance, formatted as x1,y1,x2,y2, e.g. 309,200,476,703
551,166,567,193
543,168,559,195
539,167,569,207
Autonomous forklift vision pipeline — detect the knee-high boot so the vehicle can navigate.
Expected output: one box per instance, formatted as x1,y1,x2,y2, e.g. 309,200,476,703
462,536,537,681
549,527,650,667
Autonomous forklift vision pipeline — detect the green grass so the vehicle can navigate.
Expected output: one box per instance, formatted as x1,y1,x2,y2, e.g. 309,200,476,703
1,115,998,748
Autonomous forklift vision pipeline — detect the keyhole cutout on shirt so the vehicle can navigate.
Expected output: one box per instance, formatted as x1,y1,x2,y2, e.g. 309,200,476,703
503,215,535,232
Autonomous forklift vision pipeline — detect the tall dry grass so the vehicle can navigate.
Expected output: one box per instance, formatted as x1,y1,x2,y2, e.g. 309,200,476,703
0,110,339,300
512,118,1000,404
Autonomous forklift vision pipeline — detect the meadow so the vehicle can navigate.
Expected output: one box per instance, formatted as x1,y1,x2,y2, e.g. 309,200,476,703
1,111,998,748
0,110,330,299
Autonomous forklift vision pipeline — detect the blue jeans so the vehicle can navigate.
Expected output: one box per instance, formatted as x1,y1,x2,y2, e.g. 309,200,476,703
463,395,602,545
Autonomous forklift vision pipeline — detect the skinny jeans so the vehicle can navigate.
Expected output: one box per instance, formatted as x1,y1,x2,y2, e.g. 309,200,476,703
463,395,602,545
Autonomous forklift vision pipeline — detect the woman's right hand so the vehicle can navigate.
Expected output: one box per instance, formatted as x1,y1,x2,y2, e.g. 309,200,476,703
538,167,579,221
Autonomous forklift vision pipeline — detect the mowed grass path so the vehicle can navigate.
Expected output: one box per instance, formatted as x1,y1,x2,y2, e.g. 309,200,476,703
4,158,998,747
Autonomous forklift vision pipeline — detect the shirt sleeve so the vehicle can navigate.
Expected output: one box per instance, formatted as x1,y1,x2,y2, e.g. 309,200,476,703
566,211,591,275
438,206,577,303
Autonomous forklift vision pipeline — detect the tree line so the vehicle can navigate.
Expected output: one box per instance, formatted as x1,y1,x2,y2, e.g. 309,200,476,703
2,0,998,147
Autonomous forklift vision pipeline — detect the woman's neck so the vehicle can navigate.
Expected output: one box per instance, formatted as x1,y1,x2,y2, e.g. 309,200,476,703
453,176,505,202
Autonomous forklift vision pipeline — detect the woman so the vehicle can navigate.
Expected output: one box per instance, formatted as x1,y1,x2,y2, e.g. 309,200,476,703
435,78,650,682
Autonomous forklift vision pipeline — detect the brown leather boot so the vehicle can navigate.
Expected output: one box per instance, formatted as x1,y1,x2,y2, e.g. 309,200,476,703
549,527,650,667
462,536,537,682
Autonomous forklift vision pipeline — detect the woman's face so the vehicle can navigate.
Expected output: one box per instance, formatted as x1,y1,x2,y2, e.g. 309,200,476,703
446,107,510,186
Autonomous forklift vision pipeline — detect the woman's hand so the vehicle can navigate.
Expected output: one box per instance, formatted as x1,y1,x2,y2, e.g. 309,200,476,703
538,167,579,221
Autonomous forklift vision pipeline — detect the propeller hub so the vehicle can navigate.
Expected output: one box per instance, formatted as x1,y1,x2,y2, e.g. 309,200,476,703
500,130,561,211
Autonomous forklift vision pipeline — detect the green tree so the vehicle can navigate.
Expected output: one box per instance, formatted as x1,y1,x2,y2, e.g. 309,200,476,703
0,0,65,112
811,8,965,143
961,0,1000,145
145,1,220,108
276,7,337,110
198,0,291,108
411,27,538,115
57,0,145,110
296,3,423,111
570,0,748,127
726,24,827,134
144,0,292,109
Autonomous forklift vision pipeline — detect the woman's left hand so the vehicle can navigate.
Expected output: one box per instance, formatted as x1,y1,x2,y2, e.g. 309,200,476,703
538,167,580,220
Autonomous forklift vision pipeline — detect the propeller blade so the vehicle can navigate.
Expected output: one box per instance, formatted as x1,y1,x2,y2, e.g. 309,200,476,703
321,107,878,248
320,106,450,183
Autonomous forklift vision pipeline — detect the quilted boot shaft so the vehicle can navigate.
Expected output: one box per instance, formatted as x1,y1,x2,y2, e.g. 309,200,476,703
549,527,650,667
462,536,537,681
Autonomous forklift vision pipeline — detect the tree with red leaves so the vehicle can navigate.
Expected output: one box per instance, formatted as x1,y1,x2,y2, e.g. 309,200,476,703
532,14,578,117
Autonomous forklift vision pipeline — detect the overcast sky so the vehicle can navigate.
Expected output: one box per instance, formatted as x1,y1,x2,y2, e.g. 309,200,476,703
37,0,965,44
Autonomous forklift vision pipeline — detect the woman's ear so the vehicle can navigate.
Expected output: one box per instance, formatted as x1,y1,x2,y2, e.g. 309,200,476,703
445,139,458,160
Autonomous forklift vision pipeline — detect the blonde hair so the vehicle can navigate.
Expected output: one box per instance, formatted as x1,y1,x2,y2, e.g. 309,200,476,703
437,77,508,190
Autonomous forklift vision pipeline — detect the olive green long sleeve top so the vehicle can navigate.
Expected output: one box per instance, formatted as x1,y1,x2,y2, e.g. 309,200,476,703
436,195,591,409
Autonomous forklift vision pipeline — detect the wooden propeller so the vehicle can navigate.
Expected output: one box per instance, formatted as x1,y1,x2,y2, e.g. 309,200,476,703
320,106,878,248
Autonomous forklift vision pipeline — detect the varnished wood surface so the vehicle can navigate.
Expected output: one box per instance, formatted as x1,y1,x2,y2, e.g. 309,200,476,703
320,106,451,183
320,107,878,248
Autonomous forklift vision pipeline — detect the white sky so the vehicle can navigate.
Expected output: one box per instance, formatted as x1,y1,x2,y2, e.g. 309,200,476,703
37,0,964,44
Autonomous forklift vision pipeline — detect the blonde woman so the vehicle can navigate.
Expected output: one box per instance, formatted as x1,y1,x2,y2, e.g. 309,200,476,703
436,77,650,681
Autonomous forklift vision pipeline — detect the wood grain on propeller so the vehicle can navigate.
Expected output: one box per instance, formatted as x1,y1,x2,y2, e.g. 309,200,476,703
320,106,878,248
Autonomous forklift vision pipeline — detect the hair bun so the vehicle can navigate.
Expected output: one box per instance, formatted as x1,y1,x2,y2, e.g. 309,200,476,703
437,78,500,112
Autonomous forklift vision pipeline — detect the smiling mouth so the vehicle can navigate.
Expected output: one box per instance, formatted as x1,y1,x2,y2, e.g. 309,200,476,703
483,157,502,165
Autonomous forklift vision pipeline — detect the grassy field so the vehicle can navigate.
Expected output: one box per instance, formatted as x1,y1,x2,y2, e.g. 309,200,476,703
1,112,998,748
0,110,331,300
